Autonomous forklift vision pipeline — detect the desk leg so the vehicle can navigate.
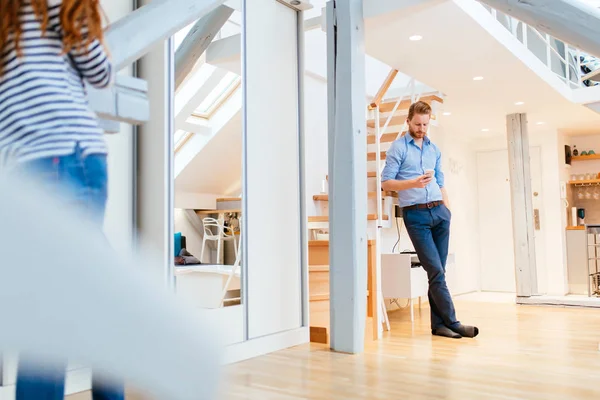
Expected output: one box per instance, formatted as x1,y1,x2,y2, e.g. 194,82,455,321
410,298,414,322
418,296,421,309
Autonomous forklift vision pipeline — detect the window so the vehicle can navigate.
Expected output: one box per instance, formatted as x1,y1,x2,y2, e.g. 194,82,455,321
192,72,241,118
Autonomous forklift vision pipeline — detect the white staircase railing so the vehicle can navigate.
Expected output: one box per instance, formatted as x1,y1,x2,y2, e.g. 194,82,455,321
481,5,600,88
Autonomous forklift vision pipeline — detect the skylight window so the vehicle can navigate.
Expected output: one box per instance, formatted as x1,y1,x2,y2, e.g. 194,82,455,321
192,72,241,118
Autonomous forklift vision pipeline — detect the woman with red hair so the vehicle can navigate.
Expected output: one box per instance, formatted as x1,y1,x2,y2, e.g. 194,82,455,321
0,0,121,398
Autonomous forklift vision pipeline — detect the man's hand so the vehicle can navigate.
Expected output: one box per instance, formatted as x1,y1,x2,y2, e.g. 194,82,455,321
412,175,432,188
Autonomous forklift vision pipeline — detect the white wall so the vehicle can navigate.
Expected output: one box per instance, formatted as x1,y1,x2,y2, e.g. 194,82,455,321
474,129,569,295
437,131,481,295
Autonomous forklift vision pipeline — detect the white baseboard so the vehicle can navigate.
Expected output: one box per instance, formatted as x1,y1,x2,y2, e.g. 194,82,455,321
221,327,309,365
517,295,600,308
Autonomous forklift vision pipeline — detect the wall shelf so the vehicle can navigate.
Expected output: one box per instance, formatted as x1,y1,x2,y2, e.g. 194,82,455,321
572,154,600,162
569,179,600,186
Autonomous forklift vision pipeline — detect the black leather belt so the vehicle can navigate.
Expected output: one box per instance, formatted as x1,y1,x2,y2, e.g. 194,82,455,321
402,201,443,211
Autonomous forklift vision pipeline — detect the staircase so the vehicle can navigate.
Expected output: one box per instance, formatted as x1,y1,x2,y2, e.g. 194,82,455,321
307,73,444,341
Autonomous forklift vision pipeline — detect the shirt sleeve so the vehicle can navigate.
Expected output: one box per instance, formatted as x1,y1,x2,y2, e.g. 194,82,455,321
48,0,114,89
434,147,445,188
381,140,402,182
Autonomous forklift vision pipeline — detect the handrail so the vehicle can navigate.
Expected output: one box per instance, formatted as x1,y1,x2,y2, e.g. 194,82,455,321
368,69,398,110
105,0,227,71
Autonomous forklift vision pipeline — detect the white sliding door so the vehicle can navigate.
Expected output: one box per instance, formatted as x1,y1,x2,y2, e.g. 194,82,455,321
244,0,302,338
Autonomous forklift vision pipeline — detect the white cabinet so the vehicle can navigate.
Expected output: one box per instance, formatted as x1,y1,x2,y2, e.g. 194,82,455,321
381,253,429,322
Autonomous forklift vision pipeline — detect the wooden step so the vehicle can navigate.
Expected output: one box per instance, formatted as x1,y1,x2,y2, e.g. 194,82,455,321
309,265,329,272
367,132,399,144
308,214,389,223
367,115,405,128
377,94,444,113
217,197,241,202
313,191,397,201
327,172,378,180
367,151,387,161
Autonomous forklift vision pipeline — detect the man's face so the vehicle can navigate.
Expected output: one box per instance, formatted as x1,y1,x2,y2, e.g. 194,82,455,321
407,113,430,139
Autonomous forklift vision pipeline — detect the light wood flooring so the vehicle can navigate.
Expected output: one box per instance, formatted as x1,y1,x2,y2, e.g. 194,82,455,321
70,294,600,399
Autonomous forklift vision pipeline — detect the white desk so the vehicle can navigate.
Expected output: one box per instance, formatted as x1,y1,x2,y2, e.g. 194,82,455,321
381,253,429,322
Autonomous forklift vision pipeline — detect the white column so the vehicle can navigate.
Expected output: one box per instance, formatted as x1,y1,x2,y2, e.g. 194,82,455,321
506,113,538,297
326,0,368,354
136,1,175,285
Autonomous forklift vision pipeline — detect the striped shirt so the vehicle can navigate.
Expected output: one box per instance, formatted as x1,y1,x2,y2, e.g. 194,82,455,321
0,0,113,167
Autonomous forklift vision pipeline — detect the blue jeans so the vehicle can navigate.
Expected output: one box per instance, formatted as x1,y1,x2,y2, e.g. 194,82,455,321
14,147,124,400
402,204,460,330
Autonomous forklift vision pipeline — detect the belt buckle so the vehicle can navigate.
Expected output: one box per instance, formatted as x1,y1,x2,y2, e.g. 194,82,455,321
427,202,433,209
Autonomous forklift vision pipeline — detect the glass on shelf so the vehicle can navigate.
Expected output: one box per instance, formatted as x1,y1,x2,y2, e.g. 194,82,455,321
578,187,585,200
594,187,600,201
586,187,593,200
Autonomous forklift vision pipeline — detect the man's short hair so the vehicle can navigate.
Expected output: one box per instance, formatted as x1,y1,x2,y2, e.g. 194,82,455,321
408,101,432,120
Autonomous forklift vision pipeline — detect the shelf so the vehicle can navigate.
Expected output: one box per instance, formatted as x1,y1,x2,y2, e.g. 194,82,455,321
567,226,585,230
569,179,600,185
572,154,600,161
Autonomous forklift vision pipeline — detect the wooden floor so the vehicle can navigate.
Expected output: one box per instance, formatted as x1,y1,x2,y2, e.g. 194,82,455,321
70,294,600,399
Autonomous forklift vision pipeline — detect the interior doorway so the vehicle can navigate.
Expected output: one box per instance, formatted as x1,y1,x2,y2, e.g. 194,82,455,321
476,146,546,295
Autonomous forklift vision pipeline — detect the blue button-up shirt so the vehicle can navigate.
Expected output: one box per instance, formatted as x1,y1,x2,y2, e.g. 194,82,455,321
381,134,445,207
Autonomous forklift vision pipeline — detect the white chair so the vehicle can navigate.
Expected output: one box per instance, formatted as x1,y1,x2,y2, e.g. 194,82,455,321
219,219,243,307
200,217,237,264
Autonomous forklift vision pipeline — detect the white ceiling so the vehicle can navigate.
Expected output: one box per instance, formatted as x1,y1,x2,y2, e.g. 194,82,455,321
175,112,242,195
364,0,600,140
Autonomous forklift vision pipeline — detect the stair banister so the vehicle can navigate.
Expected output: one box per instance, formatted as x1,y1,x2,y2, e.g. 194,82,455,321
476,0,600,59
87,0,228,131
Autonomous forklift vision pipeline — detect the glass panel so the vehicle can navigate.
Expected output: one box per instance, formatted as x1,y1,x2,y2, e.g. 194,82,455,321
170,13,244,346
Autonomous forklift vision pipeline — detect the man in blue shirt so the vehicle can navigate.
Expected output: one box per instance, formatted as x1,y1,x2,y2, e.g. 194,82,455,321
381,101,479,339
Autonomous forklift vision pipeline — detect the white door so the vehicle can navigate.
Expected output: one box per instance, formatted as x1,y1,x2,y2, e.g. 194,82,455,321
476,147,545,293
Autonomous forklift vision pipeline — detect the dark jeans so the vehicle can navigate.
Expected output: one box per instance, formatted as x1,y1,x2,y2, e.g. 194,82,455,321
402,204,460,330
14,146,124,400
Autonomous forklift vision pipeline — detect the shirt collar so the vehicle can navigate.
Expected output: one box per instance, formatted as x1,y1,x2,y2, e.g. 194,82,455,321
404,133,431,145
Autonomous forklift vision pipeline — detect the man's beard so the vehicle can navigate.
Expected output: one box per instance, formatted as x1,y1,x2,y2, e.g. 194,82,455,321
409,129,426,139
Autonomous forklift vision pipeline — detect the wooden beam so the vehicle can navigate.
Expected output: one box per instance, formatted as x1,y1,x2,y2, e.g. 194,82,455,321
506,113,538,297
327,0,368,354
477,0,600,58
368,69,398,110
105,0,227,71
175,6,234,91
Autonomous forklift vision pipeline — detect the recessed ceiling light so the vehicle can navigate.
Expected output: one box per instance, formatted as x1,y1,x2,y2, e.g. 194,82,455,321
473,76,484,81
481,128,490,132
443,112,452,116
515,101,525,105
536,121,545,125
409,35,423,41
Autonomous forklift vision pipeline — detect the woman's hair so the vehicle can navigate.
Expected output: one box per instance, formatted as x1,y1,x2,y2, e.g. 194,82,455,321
0,0,106,58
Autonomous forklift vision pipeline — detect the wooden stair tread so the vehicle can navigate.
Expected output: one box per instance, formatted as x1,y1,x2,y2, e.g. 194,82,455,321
216,197,241,202
377,94,444,113
308,214,389,222
310,294,329,301
313,191,397,201
309,265,329,272
367,151,387,161
367,115,406,128
328,172,378,179
367,132,399,144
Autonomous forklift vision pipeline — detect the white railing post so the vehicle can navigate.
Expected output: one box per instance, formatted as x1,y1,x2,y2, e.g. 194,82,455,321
374,106,384,337
546,33,552,70
522,22,528,48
